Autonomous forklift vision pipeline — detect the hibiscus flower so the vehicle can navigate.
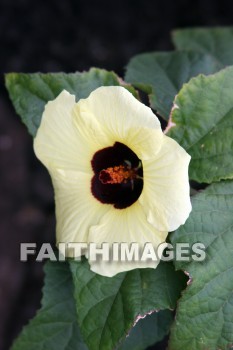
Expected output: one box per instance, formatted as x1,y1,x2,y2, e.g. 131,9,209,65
34,86,191,276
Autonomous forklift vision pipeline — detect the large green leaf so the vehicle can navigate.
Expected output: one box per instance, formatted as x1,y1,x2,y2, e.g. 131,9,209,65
70,259,187,350
11,261,87,350
125,51,220,119
169,181,233,350
118,310,173,350
172,27,233,66
5,69,135,137
167,66,233,183
11,261,173,350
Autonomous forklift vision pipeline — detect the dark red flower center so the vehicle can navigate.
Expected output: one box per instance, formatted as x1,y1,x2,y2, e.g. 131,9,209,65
91,142,143,209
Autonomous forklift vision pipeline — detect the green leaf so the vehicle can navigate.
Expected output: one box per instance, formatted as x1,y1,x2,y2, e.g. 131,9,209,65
5,68,135,137
169,181,233,350
167,66,233,183
11,261,88,350
118,310,173,350
125,51,221,119
172,27,233,66
70,259,187,350
11,261,172,350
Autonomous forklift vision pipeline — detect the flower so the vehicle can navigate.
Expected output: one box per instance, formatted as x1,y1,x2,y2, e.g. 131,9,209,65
34,86,191,277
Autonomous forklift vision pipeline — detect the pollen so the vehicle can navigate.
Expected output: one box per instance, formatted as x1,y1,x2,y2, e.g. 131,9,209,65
99,164,138,185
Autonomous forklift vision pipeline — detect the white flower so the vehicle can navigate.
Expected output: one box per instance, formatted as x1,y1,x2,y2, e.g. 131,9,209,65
34,86,191,277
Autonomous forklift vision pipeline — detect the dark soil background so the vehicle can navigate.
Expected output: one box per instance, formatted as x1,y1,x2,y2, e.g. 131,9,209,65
1,0,233,349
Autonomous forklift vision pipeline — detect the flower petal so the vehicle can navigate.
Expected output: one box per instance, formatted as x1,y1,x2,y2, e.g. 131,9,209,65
34,90,92,174
87,202,168,277
139,135,192,232
50,169,110,250
72,86,163,160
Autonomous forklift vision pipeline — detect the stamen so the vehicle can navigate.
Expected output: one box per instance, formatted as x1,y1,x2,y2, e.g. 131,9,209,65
99,164,138,185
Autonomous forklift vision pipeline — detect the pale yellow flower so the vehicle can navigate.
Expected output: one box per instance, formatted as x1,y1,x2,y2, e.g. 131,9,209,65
34,86,191,277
